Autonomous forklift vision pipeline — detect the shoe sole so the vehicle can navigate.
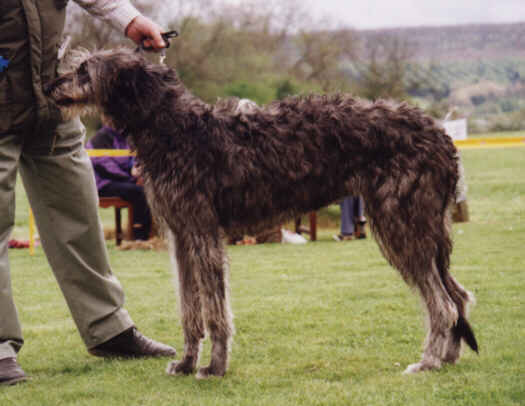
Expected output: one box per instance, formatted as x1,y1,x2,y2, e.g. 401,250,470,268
88,349,175,359
88,349,140,359
0,376,29,386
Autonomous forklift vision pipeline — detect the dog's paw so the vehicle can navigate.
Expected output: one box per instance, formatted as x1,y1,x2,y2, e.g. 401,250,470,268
403,359,441,374
442,343,461,364
195,366,225,380
166,360,195,376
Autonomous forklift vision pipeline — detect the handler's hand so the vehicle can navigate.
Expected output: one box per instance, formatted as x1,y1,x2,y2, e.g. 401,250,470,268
125,15,166,50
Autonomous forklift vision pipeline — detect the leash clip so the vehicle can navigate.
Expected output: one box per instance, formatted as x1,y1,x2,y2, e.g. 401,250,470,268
160,30,179,48
135,30,179,65
137,30,179,52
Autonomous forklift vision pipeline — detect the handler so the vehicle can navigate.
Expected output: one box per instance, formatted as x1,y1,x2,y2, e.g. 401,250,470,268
0,0,175,385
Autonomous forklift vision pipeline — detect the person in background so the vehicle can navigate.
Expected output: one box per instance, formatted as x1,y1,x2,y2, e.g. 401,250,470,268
87,124,152,241
0,0,174,386
333,196,367,241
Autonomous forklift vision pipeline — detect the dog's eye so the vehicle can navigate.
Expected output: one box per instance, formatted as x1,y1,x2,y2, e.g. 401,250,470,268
78,62,87,75
77,62,90,84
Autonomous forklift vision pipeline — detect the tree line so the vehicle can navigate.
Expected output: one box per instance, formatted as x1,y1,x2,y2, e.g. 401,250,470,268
66,0,445,113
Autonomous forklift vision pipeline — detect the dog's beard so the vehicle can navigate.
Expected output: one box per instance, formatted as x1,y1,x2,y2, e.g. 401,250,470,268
51,83,97,119
59,103,98,120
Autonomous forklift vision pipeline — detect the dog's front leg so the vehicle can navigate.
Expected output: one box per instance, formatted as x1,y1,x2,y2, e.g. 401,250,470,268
193,234,233,379
166,231,205,376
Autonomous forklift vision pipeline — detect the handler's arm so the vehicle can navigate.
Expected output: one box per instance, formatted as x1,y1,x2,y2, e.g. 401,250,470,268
72,0,165,49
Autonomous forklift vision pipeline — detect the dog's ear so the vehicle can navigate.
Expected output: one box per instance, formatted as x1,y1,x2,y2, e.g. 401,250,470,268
103,61,164,126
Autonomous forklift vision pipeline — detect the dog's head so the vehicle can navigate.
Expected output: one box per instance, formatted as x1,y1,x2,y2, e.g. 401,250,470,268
44,47,97,119
45,48,178,127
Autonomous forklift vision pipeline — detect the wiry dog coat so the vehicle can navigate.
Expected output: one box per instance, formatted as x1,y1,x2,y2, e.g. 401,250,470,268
45,49,478,378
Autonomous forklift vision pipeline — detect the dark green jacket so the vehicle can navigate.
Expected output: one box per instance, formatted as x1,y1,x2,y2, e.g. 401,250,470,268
0,0,68,135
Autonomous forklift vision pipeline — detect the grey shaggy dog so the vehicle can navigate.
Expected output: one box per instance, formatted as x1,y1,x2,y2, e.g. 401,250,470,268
45,48,478,379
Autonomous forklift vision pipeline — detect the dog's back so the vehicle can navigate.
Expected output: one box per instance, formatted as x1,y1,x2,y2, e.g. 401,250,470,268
209,94,457,235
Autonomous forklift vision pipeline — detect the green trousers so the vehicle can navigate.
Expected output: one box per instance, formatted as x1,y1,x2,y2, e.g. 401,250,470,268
0,118,134,360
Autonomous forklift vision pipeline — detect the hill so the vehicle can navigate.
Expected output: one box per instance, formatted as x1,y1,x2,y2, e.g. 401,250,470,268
362,22,525,61
359,23,525,132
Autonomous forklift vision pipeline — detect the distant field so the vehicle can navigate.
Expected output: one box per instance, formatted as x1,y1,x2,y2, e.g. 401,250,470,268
2,145,524,405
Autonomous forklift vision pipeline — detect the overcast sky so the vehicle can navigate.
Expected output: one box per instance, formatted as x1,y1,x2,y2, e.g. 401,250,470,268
303,0,525,29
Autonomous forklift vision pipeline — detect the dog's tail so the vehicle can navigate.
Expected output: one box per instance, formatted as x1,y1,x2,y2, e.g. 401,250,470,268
453,315,479,353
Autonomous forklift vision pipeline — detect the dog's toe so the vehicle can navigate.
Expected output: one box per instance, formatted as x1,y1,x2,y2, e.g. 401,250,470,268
166,360,195,376
195,366,225,380
165,360,179,376
403,363,422,374
403,359,441,374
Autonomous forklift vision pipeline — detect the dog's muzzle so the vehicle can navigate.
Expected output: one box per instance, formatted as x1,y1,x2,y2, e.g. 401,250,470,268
43,75,72,97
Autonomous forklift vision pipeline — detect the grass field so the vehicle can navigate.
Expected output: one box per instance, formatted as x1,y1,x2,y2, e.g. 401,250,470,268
2,146,524,405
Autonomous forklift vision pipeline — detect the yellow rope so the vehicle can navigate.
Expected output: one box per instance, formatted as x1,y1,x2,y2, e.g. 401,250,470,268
29,208,35,256
87,149,134,156
455,136,525,149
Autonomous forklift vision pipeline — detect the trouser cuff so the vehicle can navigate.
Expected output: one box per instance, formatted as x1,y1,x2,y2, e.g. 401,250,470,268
84,309,134,349
0,340,21,360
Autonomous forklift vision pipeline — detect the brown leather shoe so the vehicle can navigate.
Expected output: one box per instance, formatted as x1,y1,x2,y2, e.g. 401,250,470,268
88,327,176,359
0,357,28,386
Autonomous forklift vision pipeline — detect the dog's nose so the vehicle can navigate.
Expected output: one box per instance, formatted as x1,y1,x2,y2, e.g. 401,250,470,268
43,81,53,96
43,75,69,96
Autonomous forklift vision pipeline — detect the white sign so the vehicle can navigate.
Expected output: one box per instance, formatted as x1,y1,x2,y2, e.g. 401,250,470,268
443,119,468,141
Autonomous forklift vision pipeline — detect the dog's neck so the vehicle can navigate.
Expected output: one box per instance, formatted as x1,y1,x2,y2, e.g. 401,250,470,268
124,92,215,154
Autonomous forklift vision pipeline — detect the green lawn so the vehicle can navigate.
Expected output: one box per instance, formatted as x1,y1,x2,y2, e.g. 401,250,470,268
2,147,524,405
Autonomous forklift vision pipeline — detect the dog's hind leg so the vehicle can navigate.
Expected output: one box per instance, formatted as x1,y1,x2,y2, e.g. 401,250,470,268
166,230,206,376
403,242,477,373
440,272,477,364
361,170,476,374
420,218,477,369
380,242,460,374
402,258,460,373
